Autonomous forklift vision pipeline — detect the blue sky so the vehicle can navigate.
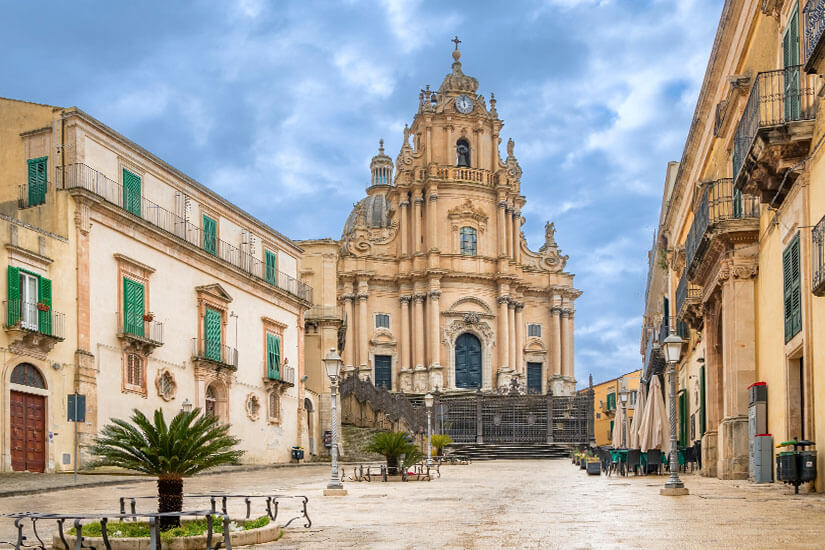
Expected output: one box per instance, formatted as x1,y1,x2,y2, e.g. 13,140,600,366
1,0,721,387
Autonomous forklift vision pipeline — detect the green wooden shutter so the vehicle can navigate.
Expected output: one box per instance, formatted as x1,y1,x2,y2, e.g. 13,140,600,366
678,391,687,446
784,9,801,121
204,307,222,361
38,276,51,336
267,333,281,380
27,157,47,206
7,266,20,326
609,420,614,440
700,365,706,436
784,233,802,342
123,278,145,337
202,215,217,255
265,250,278,285
122,169,142,216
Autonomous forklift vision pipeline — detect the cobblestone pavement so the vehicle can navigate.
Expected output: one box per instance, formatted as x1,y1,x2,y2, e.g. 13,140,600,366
1,460,824,549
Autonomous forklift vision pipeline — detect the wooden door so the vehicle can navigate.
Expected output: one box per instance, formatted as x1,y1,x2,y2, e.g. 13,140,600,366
455,333,482,389
10,391,46,472
527,362,542,394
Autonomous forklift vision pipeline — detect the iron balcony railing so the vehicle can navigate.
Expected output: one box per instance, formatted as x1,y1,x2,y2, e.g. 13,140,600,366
805,0,825,66
685,179,760,275
732,66,817,183
116,312,164,345
813,214,825,296
58,163,313,303
265,363,296,385
192,337,238,369
3,300,65,339
18,182,47,209
675,270,702,317
305,305,344,320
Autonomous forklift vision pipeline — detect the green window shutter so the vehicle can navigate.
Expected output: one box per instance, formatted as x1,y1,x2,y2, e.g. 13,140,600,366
38,276,52,336
678,392,687,446
204,307,222,361
610,420,614,439
732,187,742,219
700,365,706,436
7,266,20,326
265,250,278,285
267,333,281,380
784,9,801,121
783,233,802,342
27,157,47,206
274,335,281,379
123,278,145,338
202,215,217,255
122,169,142,217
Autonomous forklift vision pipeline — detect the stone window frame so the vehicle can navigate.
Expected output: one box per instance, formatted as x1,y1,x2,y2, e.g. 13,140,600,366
374,312,391,330
527,323,542,338
204,380,229,423
267,389,281,424
115,254,155,396
123,352,146,396
262,317,287,380
195,284,232,361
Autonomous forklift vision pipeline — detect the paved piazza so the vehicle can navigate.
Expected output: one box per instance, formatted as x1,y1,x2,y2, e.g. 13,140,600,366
1,460,825,549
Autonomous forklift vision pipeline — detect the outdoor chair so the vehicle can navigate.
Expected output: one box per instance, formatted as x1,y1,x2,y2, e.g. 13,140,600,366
626,449,642,476
646,449,663,475
683,446,697,472
694,440,702,470
609,450,624,477
598,448,610,475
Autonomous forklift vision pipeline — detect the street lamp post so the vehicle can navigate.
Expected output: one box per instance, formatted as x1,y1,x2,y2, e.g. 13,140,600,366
424,393,434,467
323,348,347,496
661,332,689,496
180,398,193,414
619,389,629,448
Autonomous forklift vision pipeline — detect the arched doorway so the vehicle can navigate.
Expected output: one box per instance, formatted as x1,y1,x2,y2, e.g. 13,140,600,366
9,363,47,472
455,333,482,389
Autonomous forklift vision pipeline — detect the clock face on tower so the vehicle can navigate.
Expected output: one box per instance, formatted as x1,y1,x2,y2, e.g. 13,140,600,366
455,94,474,114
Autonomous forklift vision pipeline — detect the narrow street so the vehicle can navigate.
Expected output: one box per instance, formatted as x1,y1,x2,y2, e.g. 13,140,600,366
2,460,824,549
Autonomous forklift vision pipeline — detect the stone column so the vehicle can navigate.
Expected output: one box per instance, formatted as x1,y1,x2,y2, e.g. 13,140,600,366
413,293,426,369
357,281,369,372
560,308,572,382
429,290,441,367
399,295,411,370
428,192,439,252
497,295,510,371
515,302,525,374
505,206,513,258
565,309,575,381
413,195,424,254
400,200,410,256
497,199,507,256
550,306,562,377
342,293,355,370
513,211,521,264
508,300,517,374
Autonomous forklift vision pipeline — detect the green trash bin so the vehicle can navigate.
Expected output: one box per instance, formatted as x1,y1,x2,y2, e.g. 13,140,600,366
799,450,817,482
777,451,798,482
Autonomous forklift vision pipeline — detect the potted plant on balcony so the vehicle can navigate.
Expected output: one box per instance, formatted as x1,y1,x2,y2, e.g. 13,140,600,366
36,302,49,312
143,312,155,322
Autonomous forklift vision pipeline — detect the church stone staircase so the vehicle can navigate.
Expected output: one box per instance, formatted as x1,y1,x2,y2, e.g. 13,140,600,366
446,443,573,461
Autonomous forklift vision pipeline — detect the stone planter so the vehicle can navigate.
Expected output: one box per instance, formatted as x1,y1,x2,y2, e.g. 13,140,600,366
586,461,601,475
54,520,281,550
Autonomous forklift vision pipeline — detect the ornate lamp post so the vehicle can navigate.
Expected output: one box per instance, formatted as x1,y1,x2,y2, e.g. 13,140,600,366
619,389,629,448
180,398,193,414
324,348,347,496
424,393,434,467
661,333,689,496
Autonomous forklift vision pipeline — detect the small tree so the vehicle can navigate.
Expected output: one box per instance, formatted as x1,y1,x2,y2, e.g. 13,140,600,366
430,434,454,456
90,408,243,530
365,431,419,474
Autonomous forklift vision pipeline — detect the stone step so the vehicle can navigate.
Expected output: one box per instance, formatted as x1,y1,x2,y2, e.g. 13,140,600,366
446,442,574,460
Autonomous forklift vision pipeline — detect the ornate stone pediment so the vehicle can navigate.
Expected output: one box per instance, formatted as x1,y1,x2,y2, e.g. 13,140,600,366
448,199,488,226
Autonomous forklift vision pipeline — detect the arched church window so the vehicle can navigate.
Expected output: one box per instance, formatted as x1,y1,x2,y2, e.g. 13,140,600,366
456,139,471,167
460,226,477,256
10,363,45,389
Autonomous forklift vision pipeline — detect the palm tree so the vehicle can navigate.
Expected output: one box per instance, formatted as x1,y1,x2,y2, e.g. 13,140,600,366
365,431,419,474
90,408,243,530
430,434,454,457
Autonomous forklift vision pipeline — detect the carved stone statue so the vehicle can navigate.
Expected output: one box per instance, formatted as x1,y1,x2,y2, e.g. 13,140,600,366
457,142,470,167
544,222,557,248
507,137,515,158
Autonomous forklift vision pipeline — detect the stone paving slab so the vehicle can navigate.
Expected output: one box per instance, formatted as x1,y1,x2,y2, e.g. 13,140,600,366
1,460,824,549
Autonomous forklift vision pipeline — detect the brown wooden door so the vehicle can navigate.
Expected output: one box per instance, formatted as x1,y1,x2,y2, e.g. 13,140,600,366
10,391,46,472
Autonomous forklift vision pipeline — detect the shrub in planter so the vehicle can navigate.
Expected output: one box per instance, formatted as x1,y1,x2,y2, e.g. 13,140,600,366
365,431,419,475
430,434,453,457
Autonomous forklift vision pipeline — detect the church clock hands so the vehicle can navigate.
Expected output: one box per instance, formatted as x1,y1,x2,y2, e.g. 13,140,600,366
455,94,474,114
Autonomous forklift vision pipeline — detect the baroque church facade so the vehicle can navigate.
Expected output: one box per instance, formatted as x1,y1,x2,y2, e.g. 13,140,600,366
301,45,580,398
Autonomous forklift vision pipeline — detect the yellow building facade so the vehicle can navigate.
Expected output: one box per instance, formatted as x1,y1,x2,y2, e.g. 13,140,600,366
591,370,642,447
302,46,581,402
643,0,825,491
1,97,312,472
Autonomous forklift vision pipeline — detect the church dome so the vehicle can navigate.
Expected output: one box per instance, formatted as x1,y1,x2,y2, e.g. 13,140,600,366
342,194,392,236
439,48,478,94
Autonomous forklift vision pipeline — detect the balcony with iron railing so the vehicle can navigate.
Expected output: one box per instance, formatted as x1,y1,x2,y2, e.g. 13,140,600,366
732,66,817,204
685,179,759,280
305,305,344,321
804,0,825,73
643,328,665,380
264,363,296,386
813,214,825,296
116,312,163,353
3,300,65,352
675,271,702,329
58,163,313,303
192,337,238,370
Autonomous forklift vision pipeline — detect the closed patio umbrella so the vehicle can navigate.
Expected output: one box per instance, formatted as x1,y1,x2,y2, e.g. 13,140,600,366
638,375,670,453
629,384,646,449
611,397,626,448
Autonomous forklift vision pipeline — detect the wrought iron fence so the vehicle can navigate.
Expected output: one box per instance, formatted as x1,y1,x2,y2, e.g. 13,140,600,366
685,179,759,274
58,163,313,303
813,214,825,295
3,300,65,339
116,312,164,345
264,362,296,384
192,337,238,369
805,0,825,64
675,270,702,317
732,66,818,182
339,376,593,445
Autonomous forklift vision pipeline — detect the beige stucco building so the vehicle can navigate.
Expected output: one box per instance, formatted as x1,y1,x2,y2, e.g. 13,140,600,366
1,97,312,472
302,46,581,414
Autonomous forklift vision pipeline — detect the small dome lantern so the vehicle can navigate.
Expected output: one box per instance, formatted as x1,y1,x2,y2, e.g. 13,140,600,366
369,138,394,188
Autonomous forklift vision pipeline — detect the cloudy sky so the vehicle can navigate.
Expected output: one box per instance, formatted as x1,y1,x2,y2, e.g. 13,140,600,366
2,0,721,387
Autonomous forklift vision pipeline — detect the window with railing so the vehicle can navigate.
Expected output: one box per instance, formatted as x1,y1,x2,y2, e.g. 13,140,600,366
812,214,825,295
804,0,825,66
